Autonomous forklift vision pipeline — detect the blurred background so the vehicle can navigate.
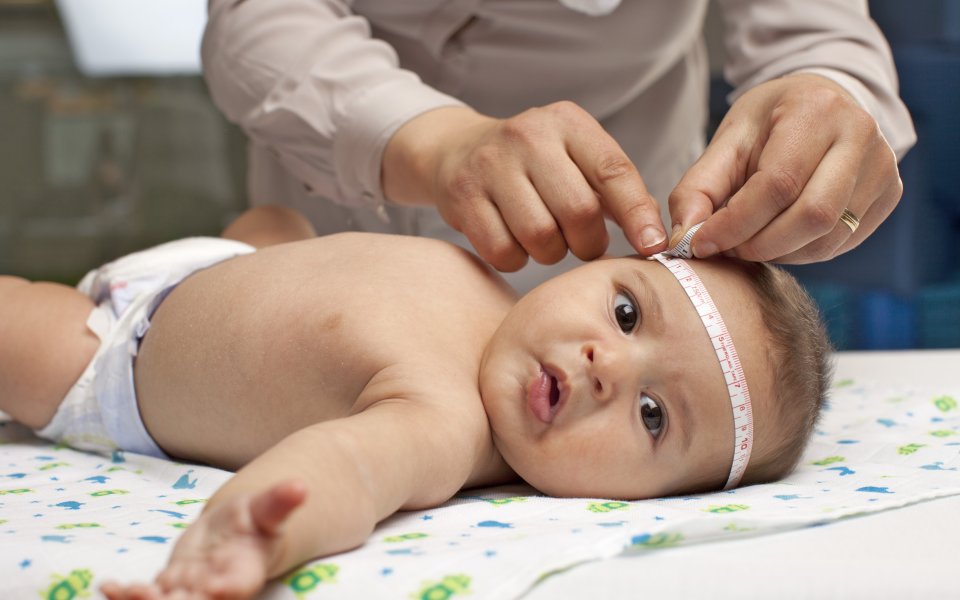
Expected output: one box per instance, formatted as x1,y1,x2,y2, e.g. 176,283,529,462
0,0,246,285
1,0,958,350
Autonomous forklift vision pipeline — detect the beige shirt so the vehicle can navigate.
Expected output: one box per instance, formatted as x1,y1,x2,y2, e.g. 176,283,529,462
202,0,916,291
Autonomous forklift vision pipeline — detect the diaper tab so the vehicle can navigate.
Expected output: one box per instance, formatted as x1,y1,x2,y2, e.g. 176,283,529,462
84,308,112,342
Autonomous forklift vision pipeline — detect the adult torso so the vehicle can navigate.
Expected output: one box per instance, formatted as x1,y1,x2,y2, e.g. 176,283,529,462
354,0,708,120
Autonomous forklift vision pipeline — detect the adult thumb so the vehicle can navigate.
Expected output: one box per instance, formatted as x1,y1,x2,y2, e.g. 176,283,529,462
667,135,741,252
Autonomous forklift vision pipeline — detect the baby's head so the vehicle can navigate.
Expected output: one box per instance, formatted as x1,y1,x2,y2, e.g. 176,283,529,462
479,254,832,499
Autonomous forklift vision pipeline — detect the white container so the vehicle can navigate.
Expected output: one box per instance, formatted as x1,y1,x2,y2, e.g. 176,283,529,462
55,0,206,76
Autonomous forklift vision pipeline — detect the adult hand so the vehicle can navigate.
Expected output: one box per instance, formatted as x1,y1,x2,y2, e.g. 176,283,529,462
669,73,903,264
383,102,667,272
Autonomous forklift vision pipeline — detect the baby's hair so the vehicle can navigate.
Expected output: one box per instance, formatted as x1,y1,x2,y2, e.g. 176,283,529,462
739,262,834,485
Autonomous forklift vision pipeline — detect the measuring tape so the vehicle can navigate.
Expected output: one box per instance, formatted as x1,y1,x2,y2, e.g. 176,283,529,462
652,223,754,490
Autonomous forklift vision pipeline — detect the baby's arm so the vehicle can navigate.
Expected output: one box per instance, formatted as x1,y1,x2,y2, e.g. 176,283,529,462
220,205,317,248
102,400,481,599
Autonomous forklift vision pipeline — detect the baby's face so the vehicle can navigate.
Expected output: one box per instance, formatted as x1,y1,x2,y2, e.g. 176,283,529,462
479,256,773,499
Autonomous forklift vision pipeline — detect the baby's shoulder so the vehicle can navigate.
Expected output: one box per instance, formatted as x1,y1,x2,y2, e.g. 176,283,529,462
359,360,489,417
292,232,516,305
323,232,491,269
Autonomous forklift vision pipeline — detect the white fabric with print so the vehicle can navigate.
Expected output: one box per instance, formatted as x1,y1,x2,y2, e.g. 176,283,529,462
2,353,959,599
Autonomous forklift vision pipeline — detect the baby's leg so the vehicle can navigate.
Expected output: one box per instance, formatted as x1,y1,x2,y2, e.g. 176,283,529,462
0,276,99,429
220,205,317,249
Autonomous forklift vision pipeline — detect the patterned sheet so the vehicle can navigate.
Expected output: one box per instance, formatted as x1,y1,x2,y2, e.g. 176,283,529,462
3,373,959,600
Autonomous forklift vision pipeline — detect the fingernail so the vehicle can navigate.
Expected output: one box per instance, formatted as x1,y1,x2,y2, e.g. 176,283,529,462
640,225,666,249
693,240,718,258
668,224,684,248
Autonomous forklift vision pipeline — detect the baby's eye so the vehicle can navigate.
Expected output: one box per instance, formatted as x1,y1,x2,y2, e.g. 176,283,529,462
613,291,639,333
639,394,664,438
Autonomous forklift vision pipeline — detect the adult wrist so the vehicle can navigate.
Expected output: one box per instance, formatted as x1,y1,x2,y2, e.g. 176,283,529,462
382,106,495,207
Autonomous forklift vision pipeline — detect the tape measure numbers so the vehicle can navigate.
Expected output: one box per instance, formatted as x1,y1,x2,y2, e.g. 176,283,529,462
652,222,754,490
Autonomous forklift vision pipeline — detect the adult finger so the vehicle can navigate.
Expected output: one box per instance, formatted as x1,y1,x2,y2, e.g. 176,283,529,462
668,123,747,247
833,133,904,254
454,196,528,272
530,155,608,261
562,108,665,255
690,111,835,259
492,175,569,265
776,149,902,263
772,206,862,265
727,143,852,262
828,179,902,259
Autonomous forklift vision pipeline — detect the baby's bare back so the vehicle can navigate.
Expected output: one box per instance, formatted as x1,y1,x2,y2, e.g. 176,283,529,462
135,233,515,470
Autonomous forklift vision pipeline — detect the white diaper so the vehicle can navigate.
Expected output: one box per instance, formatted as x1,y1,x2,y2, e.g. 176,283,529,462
37,237,255,457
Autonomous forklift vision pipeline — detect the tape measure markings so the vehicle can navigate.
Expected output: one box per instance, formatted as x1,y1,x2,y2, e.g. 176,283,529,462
653,226,754,490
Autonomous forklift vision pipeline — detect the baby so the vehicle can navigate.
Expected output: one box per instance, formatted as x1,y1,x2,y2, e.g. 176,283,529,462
0,206,832,599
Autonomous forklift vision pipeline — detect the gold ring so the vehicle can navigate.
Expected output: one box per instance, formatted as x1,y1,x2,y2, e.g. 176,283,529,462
839,208,860,233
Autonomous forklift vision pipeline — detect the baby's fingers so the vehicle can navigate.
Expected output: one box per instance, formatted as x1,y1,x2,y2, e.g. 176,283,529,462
157,563,220,600
251,479,307,535
101,581,163,600
204,572,262,600
161,590,198,600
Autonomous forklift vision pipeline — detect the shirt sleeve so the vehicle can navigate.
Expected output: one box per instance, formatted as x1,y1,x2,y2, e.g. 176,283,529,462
202,0,466,207
716,0,916,160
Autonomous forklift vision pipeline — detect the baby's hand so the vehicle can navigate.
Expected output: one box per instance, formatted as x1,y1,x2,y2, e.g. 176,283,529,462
101,480,307,600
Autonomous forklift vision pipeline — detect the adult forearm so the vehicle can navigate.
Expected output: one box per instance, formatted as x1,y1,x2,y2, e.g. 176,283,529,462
381,106,496,207
202,0,464,206
717,0,916,159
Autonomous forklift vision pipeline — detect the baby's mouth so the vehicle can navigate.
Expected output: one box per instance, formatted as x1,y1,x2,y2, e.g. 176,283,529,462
528,365,565,424
548,374,561,408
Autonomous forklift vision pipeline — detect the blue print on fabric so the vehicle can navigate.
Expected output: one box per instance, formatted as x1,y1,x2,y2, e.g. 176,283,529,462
476,521,513,528
921,462,957,471
173,470,197,490
41,535,72,543
149,509,188,519
856,486,894,494
826,466,855,476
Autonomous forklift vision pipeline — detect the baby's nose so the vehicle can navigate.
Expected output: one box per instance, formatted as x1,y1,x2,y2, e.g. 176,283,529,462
583,343,618,403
